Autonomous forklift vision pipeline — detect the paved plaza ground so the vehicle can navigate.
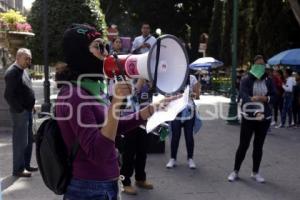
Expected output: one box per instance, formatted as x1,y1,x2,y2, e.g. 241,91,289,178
1,96,300,200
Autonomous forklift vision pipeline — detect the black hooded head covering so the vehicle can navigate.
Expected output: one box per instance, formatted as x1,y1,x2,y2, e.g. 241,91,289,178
63,24,103,79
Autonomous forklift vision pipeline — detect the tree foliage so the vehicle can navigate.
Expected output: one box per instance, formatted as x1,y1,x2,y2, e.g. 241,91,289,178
27,0,107,64
101,0,214,61
207,0,223,59
221,0,232,67
256,0,300,58
212,0,300,67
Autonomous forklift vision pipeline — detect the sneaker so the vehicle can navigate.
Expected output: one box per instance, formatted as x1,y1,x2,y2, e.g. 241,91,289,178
188,159,196,169
227,171,239,182
251,173,265,183
135,180,153,189
166,158,176,168
13,171,32,178
271,121,276,126
25,166,38,172
123,185,137,195
275,124,284,128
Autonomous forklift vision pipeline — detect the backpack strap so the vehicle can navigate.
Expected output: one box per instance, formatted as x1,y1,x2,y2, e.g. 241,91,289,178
54,90,80,164
143,35,151,43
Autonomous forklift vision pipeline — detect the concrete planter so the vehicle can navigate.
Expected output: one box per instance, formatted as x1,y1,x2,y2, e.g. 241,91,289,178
0,31,34,59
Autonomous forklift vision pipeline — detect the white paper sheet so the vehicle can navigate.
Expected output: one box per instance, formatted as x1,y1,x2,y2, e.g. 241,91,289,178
146,86,190,133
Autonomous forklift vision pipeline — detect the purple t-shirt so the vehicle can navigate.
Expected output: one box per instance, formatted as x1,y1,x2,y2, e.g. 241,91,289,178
55,85,145,181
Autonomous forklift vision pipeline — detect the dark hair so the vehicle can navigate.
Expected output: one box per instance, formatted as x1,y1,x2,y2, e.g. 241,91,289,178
141,22,150,28
54,62,80,88
253,55,264,63
285,68,293,76
112,37,122,43
276,69,284,80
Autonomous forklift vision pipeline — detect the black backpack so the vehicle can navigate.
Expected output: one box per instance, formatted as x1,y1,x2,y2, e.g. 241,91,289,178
36,117,79,195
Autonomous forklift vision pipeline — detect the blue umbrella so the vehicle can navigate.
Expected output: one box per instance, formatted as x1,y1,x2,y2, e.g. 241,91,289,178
189,57,224,70
267,48,300,66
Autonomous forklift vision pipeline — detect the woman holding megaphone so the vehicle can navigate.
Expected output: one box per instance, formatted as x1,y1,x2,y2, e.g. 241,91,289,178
55,24,179,200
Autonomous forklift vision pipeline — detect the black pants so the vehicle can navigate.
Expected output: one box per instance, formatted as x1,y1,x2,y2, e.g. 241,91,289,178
170,115,195,160
273,95,283,123
292,101,300,125
234,118,270,173
120,127,147,186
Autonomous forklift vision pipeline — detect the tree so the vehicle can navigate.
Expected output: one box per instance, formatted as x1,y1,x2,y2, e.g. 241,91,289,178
256,0,300,58
27,0,107,64
100,0,138,36
207,0,223,59
238,0,252,65
288,0,300,26
181,1,214,61
221,0,232,67
101,0,214,61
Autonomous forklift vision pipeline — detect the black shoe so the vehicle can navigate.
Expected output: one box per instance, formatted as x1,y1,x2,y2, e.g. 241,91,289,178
26,167,38,172
13,171,32,178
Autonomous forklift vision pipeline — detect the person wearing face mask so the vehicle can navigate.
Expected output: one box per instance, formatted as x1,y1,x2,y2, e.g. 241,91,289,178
55,24,177,200
227,55,276,183
4,48,38,178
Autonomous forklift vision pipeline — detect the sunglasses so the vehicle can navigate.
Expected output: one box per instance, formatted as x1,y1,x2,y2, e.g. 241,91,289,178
92,43,110,54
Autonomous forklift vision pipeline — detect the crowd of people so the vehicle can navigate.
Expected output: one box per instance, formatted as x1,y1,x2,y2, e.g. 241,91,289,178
3,21,202,200
3,21,300,200
236,59,300,129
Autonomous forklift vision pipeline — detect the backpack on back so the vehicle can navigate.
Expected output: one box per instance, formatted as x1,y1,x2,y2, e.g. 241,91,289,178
36,117,79,195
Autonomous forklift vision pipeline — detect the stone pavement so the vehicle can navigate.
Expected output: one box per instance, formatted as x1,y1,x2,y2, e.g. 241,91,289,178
1,96,300,200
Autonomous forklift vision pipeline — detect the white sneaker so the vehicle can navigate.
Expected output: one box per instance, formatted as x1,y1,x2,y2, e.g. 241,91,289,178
228,171,239,182
188,159,196,169
166,159,176,168
275,124,284,129
271,121,276,126
251,173,265,183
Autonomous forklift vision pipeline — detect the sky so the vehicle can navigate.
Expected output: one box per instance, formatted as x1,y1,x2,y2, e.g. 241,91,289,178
23,0,35,9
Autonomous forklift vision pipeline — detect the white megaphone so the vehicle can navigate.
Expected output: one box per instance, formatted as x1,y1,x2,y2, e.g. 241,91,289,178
103,34,189,94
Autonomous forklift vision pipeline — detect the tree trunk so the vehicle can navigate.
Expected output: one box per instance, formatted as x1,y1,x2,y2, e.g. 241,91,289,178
288,0,300,26
190,21,201,61
221,0,232,67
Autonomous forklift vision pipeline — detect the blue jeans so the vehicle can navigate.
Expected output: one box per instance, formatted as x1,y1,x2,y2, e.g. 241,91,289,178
281,92,293,126
25,112,33,168
63,178,119,200
10,110,32,174
170,108,195,160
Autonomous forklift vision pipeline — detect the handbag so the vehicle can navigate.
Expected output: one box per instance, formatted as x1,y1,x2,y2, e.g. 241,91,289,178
193,107,202,134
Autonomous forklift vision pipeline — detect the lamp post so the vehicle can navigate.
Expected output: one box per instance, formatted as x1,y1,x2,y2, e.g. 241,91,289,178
41,0,51,112
227,0,239,124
